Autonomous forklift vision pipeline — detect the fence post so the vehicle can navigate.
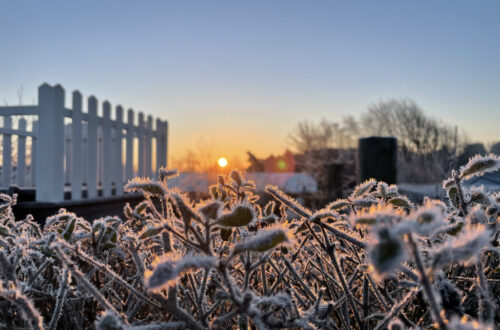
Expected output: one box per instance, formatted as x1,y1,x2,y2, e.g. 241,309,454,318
115,105,124,195
102,101,112,197
357,136,398,184
17,118,27,186
87,96,98,198
71,91,83,200
36,84,65,202
146,115,153,178
126,109,134,180
31,121,37,187
138,112,145,177
2,116,12,187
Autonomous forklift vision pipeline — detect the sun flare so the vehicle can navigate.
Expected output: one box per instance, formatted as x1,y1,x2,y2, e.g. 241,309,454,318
218,157,228,168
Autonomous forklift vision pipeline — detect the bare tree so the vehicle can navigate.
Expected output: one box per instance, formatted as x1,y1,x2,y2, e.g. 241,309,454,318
288,99,468,184
287,118,355,153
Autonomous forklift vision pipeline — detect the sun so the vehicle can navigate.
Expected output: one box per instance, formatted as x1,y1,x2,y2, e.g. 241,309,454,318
218,157,228,168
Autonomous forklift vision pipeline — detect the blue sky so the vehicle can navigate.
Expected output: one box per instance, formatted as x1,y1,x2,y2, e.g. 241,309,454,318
1,1,499,162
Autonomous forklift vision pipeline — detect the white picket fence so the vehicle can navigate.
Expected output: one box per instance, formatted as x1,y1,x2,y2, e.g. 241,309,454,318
0,83,168,202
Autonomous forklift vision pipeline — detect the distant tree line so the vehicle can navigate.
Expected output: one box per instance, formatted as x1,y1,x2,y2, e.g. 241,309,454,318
288,98,498,186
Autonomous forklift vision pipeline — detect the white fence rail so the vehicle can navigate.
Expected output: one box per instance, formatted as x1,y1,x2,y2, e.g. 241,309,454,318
0,83,168,202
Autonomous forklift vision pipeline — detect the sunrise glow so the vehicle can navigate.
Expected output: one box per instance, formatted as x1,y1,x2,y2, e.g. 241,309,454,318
218,157,228,168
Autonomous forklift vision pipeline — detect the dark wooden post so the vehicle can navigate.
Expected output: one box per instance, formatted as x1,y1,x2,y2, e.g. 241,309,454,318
357,137,397,184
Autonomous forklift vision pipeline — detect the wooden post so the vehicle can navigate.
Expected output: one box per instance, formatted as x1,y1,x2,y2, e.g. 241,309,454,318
146,115,153,178
115,105,124,195
138,112,145,177
87,96,98,198
17,118,27,186
126,109,134,180
71,90,83,200
2,116,12,187
36,84,65,202
31,121,37,187
102,101,112,197
357,137,398,184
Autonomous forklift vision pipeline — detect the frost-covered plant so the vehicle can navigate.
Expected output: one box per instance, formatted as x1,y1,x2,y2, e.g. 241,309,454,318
0,155,499,329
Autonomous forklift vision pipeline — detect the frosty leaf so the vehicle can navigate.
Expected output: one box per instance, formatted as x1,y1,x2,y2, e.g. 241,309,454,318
230,170,243,186
442,178,455,189
233,226,291,253
0,225,10,236
123,203,133,218
354,216,377,225
218,175,225,186
326,199,350,211
96,310,126,330
124,177,167,196
0,203,9,213
368,227,406,275
158,168,178,181
264,201,276,215
467,206,489,225
135,201,148,215
171,193,202,229
145,254,217,291
220,227,232,241
353,196,377,208
459,154,500,179
62,217,76,241
446,186,460,209
467,186,490,206
216,204,255,227
352,179,377,198
388,197,413,209
431,225,490,268
377,182,388,199
198,201,222,221
139,226,164,240
445,221,465,236
404,200,446,236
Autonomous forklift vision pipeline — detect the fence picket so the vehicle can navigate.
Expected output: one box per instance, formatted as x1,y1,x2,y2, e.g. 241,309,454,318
2,116,12,186
146,115,153,178
126,109,134,180
31,121,37,187
71,91,83,200
102,101,112,197
17,118,27,186
138,112,145,177
115,106,124,195
87,96,98,198
65,124,72,185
